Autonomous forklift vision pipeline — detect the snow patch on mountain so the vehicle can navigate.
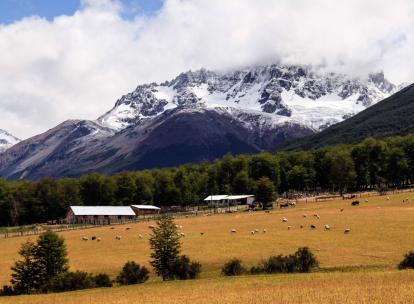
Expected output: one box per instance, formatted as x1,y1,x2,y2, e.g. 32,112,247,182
0,129,20,152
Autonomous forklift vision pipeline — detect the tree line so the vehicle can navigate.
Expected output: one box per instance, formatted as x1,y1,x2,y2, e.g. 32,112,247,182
1,134,414,226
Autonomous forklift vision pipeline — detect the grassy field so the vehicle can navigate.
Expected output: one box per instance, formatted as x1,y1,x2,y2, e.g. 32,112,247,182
1,192,414,303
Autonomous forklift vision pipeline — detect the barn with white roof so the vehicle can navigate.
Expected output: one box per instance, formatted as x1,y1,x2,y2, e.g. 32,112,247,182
204,195,255,207
131,205,161,216
66,206,137,225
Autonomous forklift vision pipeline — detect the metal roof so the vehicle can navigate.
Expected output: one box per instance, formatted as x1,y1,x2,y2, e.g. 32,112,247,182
70,206,136,216
131,205,161,210
204,195,254,201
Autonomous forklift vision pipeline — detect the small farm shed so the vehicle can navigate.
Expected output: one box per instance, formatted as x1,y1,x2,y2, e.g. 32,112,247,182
66,206,136,225
204,195,255,207
131,205,161,216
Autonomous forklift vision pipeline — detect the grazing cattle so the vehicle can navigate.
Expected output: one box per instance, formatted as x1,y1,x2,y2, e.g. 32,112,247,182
310,224,316,229
351,201,360,206
344,228,351,234
91,236,96,240
82,236,88,241
324,225,331,231
282,217,288,222
231,229,237,233
280,203,289,209
115,236,122,240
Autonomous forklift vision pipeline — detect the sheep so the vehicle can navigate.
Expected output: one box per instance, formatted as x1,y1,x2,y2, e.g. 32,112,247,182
302,214,307,218
340,208,344,212
185,215,189,218
180,232,185,237
91,236,96,240
231,229,237,233
148,225,155,229
115,236,122,240
364,199,368,203
138,234,143,239
82,236,89,241
287,226,292,230
344,228,351,234
300,225,304,229
387,196,390,200
310,224,316,229
126,227,131,230
251,230,255,235
351,201,360,206
175,225,179,228
282,217,288,223
324,225,331,231
263,229,267,233
289,201,296,207
254,228,259,233
110,227,115,230
316,215,320,220
97,237,101,242
265,210,270,213
200,232,204,236
313,214,319,219
179,225,183,229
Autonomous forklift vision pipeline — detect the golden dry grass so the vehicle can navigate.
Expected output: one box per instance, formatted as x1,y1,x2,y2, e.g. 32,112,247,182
1,192,414,303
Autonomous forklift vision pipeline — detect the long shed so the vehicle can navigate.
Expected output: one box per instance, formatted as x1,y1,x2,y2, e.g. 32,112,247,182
66,206,136,225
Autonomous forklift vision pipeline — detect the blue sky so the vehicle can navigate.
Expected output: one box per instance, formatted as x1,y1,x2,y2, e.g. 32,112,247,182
0,0,164,24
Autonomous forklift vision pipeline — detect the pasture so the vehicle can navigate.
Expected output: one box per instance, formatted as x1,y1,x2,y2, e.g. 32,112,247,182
1,192,414,303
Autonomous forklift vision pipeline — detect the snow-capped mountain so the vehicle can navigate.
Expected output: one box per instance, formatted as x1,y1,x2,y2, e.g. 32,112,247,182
99,64,397,132
0,129,20,153
0,64,400,180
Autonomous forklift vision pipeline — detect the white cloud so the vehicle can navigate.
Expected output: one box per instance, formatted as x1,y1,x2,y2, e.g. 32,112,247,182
0,0,414,138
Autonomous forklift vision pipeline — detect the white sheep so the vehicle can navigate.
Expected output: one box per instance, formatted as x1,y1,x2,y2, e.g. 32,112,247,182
254,228,259,233
344,228,351,234
287,226,292,230
138,234,143,239
82,236,88,241
282,217,288,223
148,225,155,229
263,229,267,233
251,230,255,235
324,224,331,231
97,237,101,242
231,229,237,233
180,232,185,237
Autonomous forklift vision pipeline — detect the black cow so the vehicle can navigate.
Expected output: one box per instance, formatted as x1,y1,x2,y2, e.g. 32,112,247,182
351,201,360,206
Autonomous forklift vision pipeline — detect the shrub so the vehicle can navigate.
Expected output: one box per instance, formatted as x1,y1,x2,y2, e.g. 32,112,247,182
399,251,414,269
170,255,202,280
116,261,149,285
293,247,319,272
222,258,246,276
250,247,319,275
0,286,15,296
93,273,113,287
45,271,95,292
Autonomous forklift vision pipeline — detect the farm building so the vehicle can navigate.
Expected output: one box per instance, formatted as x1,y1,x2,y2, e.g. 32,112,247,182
204,195,255,207
66,206,137,225
131,205,161,216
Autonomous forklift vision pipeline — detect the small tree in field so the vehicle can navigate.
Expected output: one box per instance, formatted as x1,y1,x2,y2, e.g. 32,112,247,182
34,230,69,287
10,241,41,294
149,215,181,281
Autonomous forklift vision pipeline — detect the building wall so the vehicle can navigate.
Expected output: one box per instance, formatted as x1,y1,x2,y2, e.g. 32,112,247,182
66,211,135,225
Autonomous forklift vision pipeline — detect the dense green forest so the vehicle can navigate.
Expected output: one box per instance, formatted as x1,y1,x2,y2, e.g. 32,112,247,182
1,134,414,227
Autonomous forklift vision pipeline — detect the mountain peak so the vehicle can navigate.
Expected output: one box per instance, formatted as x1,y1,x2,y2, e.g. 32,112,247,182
0,129,20,153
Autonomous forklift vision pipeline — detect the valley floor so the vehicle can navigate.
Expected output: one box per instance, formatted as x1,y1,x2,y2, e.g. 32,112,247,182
1,192,414,303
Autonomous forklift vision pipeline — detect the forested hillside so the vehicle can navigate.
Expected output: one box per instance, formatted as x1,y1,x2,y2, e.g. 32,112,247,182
1,133,414,227
281,83,414,150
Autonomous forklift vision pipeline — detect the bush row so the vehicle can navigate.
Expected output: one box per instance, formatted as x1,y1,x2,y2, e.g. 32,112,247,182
222,247,319,276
